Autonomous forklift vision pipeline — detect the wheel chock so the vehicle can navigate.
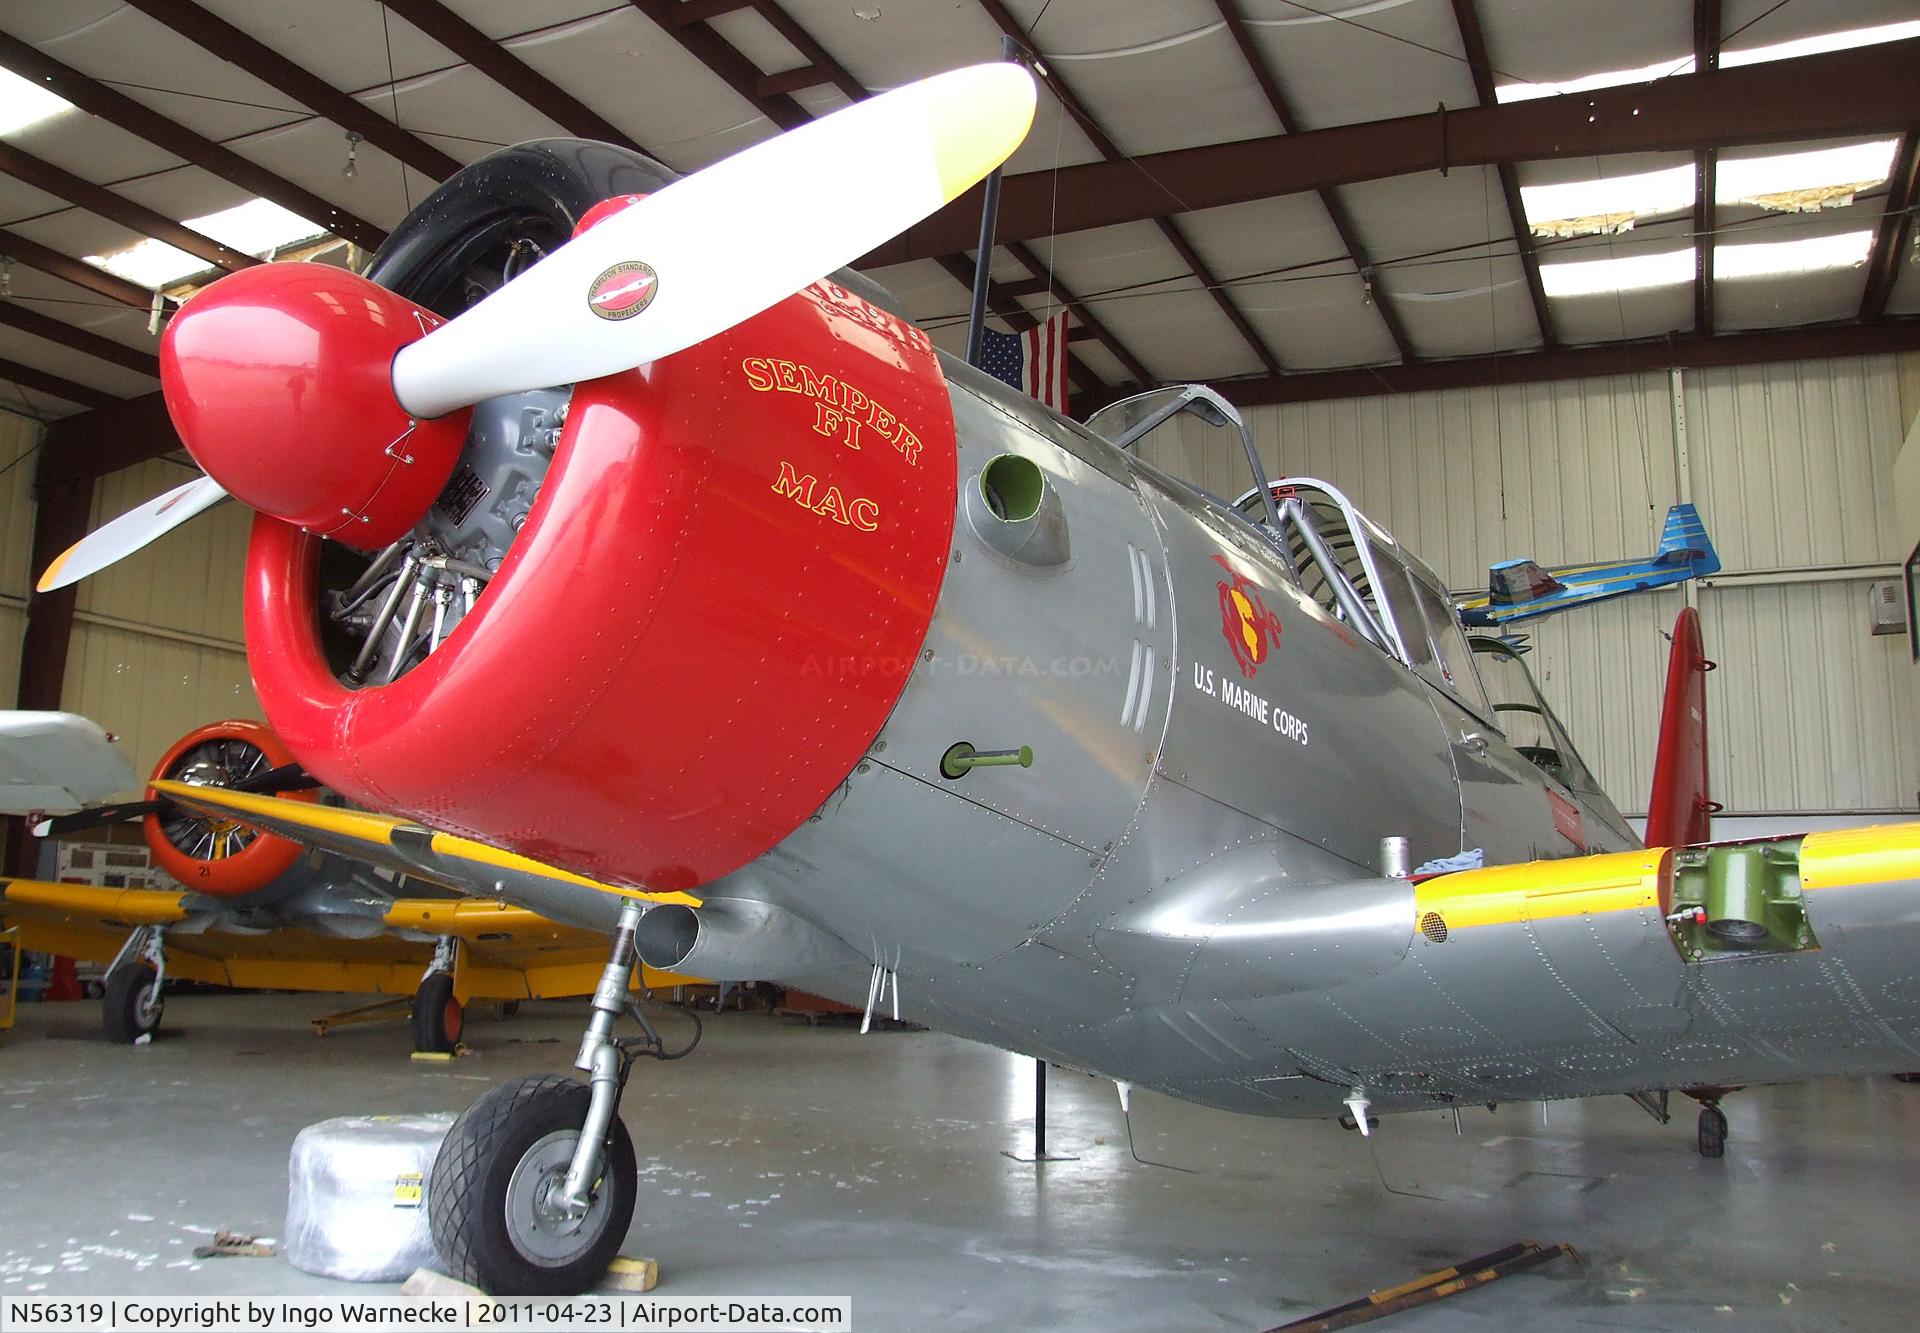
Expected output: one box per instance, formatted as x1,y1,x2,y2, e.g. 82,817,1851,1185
409,1041,472,1063
603,1257,659,1292
402,1268,487,1302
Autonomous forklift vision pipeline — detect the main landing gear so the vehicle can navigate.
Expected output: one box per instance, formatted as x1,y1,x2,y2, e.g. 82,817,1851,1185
412,938,465,1055
102,925,167,1044
427,901,699,1295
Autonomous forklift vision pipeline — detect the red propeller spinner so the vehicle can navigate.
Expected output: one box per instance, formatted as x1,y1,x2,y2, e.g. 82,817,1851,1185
159,264,471,550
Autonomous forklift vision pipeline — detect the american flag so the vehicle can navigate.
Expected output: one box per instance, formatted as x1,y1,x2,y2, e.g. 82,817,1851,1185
978,312,1069,411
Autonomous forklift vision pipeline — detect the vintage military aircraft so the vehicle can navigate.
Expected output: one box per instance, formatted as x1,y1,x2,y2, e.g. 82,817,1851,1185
34,61,1920,1297
1,715,698,1051
1457,502,1721,627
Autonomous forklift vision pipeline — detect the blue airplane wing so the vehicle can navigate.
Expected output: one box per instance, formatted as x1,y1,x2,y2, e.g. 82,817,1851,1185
1458,504,1720,627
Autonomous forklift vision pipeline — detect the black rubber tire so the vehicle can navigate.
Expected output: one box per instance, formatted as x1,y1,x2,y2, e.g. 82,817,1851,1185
1698,1105,1727,1158
412,973,464,1054
428,1075,637,1296
365,138,909,328
1894,1072,1920,1083
102,963,162,1045
366,140,678,316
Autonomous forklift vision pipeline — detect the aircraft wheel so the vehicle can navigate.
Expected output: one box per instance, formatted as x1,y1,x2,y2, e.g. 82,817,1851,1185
412,973,465,1053
1697,1104,1727,1158
103,963,163,1044
428,1075,636,1295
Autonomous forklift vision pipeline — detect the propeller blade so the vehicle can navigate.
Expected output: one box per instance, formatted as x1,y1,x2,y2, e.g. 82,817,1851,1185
36,474,229,593
32,797,164,838
392,61,1036,419
233,763,322,798
29,763,318,838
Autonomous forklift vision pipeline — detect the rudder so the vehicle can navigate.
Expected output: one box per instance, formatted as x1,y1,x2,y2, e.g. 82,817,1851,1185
1654,503,1721,575
1646,606,1715,847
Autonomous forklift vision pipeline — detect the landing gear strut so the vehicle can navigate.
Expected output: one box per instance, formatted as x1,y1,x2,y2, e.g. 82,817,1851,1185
429,900,687,1295
103,925,166,1044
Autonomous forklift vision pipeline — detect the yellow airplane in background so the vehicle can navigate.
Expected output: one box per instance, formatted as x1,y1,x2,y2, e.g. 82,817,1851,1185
0,713,699,1052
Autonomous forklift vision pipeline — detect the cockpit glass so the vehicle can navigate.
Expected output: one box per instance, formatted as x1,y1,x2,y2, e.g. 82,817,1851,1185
1471,638,1602,794
1409,577,1493,718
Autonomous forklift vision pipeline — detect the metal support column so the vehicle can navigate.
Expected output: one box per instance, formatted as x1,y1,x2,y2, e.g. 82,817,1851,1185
1669,367,1698,610
7,471,94,880
963,34,1022,370
1002,1057,1078,1162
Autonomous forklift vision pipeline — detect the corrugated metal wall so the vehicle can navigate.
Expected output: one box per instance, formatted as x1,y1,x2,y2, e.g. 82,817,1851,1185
1141,354,1916,817
0,411,41,710
60,460,261,779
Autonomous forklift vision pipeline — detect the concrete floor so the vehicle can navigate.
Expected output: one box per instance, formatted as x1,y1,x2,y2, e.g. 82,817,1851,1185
1,992,1916,1330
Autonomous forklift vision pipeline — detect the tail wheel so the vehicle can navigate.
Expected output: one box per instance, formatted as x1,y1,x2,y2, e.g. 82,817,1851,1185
429,1075,636,1295
1697,1105,1727,1158
103,963,163,1044
412,972,465,1053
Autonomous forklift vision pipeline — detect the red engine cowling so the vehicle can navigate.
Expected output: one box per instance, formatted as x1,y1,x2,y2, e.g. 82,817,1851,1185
245,280,958,892
144,720,315,896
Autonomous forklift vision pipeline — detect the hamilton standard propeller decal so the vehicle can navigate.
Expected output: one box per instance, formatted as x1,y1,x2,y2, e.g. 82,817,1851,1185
1212,556,1283,677
587,261,659,321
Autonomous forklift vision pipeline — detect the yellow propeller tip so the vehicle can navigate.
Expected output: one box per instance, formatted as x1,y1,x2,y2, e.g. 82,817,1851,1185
926,63,1038,203
35,547,74,593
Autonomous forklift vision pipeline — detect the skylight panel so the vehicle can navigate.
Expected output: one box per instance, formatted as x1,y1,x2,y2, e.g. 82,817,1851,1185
1523,139,1901,241
1494,20,1920,105
0,64,75,136
192,199,324,257
1715,230,1873,280
86,238,203,289
1721,20,1920,68
1522,166,1695,237
1495,56,1692,104
1539,247,1694,298
87,199,325,290
1717,140,1899,212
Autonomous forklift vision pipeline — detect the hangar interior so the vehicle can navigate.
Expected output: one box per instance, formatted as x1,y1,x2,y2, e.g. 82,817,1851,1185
1,1,1918,1329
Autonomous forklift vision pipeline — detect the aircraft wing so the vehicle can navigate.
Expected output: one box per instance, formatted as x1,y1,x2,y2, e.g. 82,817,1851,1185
1157,823,1920,1116
2,879,191,932
1458,503,1721,626
0,711,139,814
150,780,695,911
381,897,703,994
0,878,696,998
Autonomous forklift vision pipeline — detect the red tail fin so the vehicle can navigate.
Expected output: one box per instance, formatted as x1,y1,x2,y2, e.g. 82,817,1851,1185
1646,606,1714,847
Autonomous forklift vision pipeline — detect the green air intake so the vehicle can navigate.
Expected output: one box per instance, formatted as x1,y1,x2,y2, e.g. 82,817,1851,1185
1666,838,1815,962
1704,846,1771,942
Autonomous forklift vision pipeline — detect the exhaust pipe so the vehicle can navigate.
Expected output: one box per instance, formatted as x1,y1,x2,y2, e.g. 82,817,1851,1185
635,898,862,980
